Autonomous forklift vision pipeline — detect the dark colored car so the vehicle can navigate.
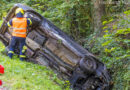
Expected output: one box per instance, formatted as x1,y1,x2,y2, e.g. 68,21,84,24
0,4,112,90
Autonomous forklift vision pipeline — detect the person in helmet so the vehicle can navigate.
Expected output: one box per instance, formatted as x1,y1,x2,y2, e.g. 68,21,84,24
7,8,32,61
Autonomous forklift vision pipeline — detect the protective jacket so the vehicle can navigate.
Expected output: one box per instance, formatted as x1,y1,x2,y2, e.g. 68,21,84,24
12,17,27,38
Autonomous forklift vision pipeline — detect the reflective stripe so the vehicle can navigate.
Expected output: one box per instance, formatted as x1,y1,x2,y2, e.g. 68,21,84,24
7,22,11,27
22,50,25,53
20,55,26,58
13,32,26,34
13,21,25,22
22,46,27,53
23,46,27,50
8,51,14,54
27,18,32,25
13,28,26,30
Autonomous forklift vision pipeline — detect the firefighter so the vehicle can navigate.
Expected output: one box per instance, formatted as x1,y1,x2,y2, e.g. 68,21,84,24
7,8,32,61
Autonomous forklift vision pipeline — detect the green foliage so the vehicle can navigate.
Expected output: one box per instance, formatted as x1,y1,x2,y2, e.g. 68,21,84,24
40,0,93,41
0,0,128,43
85,10,130,90
0,0,93,42
102,18,114,25
105,0,127,15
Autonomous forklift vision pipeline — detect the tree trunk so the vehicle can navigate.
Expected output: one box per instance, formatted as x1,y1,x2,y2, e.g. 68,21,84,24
92,0,105,35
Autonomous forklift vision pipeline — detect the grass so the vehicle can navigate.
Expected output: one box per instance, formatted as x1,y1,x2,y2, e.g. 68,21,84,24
0,41,65,90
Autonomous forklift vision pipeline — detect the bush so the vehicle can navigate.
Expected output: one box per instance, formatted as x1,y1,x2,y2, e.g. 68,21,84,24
84,10,130,90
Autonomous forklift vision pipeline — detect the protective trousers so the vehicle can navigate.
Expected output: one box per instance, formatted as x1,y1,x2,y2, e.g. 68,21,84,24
8,36,26,61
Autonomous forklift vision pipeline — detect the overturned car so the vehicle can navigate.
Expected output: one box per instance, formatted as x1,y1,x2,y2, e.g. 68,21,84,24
0,4,112,90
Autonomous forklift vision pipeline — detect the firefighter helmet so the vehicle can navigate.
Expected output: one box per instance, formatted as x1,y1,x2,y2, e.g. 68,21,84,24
15,8,24,15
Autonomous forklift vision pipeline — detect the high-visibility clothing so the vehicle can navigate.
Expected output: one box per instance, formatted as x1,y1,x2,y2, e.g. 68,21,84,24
7,18,32,27
8,36,26,60
20,55,26,58
22,46,27,53
20,55,26,61
8,50,14,58
8,51,14,54
12,18,27,38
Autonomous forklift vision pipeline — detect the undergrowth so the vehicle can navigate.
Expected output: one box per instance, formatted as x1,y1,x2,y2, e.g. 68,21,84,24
84,10,130,90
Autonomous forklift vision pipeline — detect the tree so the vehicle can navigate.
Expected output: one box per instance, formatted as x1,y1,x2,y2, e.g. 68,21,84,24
92,0,105,35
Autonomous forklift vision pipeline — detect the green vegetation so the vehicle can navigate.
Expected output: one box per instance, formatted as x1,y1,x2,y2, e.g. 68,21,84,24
0,0,129,90
0,42,66,90
85,10,130,89
0,0,127,41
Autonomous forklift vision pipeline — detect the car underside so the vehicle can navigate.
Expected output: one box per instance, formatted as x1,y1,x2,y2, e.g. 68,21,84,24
0,4,112,90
